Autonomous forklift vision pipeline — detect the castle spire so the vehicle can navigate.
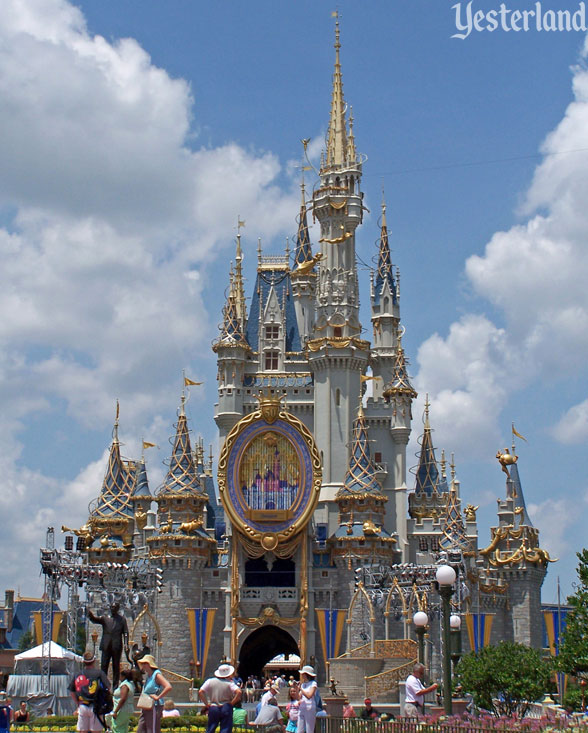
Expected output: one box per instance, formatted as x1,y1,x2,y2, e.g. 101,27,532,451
156,398,205,498
339,406,384,497
382,329,417,400
414,398,440,496
234,231,247,330
294,181,313,267
325,15,348,170
373,198,397,306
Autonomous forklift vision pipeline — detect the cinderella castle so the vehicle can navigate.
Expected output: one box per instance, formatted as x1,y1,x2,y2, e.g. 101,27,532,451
64,21,554,699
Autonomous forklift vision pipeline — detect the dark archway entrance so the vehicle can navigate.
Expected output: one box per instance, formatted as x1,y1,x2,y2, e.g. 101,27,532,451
238,625,299,680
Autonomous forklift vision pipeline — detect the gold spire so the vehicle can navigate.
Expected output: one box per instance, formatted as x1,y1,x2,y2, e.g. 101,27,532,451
347,106,356,165
325,15,348,170
234,231,247,330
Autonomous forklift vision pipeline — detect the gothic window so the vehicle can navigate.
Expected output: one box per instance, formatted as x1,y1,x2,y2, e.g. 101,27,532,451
419,537,428,551
270,557,295,587
265,324,279,340
264,351,279,370
334,326,342,338
374,452,382,464
430,536,440,552
245,557,268,587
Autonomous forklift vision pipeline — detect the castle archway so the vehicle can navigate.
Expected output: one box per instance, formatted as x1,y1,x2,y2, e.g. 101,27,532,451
238,625,299,680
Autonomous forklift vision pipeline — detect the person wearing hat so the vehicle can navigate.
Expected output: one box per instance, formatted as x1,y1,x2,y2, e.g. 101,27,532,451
69,651,111,733
359,698,380,720
136,655,172,733
198,663,242,733
296,666,317,733
260,683,280,708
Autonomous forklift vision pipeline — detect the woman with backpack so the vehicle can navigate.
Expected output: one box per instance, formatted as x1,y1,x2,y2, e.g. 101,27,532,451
136,655,172,733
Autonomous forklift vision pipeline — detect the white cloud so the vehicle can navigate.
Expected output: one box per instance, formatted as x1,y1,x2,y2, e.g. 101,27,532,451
527,498,574,560
413,55,588,456
552,397,588,444
0,0,301,594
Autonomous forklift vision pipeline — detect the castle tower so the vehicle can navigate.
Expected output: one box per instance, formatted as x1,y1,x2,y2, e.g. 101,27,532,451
308,19,370,512
370,199,400,398
86,405,136,563
291,181,317,342
131,457,152,547
479,445,553,647
213,239,252,442
147,395,217,672
406,402,449,563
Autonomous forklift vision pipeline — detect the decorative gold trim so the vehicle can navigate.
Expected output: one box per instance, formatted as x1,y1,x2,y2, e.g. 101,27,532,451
130,604,162,647
217,403,322,548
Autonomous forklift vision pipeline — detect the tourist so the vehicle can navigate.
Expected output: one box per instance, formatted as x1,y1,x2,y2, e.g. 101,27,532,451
69,651,111,733
13,703,28,724
251,698,284,733
136,654,172,733
403,663,437,718
359,699,379,720
285,685,300,733
198,662,241,733
162,700,180,718
260,684,279,707
342,702,356,719
0,692,12,733
296,665,317,733
109,668,136,733
232,700,247,728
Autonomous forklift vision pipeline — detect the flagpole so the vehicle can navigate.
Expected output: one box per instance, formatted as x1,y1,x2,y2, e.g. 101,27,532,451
557,576,563,706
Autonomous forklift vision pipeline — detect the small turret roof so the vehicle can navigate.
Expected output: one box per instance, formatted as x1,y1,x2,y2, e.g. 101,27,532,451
338,407,385,498
414,402,441,496
132,459,151,499
372,201,397,307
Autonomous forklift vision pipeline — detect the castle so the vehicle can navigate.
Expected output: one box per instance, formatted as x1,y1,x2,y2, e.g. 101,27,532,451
67,21,553,698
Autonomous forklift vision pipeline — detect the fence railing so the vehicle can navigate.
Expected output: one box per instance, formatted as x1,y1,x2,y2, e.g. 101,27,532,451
314,716,588,733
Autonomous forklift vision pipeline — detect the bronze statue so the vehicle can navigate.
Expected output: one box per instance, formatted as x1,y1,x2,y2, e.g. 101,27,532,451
87,602,129,687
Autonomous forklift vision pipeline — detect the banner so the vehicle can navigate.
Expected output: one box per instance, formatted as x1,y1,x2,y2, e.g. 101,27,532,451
32,611,64,644
186,608,216,678
543,609,568,656
465,613,494,652
315,609,347,663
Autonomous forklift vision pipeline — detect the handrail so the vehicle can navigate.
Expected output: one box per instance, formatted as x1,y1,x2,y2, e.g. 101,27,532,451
158,666,193,683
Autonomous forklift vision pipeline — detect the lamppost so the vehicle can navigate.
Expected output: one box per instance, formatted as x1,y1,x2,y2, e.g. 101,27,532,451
449,614,462,679
413,611,429,665
436,565,457,715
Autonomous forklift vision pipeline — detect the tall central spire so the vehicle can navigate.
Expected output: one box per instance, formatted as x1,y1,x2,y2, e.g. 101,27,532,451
325,17,348,170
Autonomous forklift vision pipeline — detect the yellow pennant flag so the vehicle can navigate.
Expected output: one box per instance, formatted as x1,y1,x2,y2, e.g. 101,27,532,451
512,424,528,442
142,441,157,450
360,374,381,383
184,377,203,386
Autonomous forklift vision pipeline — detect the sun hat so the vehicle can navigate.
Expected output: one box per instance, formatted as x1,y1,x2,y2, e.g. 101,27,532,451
270,684,280,693
82,651,95,663
300,665,316,677
138,654,158,668
215,663,235,678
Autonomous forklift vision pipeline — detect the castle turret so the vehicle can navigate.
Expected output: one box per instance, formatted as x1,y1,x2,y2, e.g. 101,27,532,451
291,181,317,342
308,19,370,514
370,199,400,400
213,235,252,441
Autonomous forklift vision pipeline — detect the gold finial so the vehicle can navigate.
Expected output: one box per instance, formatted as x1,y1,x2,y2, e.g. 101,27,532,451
257,237,262,267
423,394,430,427
256,388,286,424
113,400,120,442
440,449,446,479
285,236,290,259
450,452,456,482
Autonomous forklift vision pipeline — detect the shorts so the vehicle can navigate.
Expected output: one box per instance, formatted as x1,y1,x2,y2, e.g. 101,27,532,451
77,704,104,731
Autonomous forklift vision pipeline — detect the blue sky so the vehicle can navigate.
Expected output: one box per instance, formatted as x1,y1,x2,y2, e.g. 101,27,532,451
1,0,587,605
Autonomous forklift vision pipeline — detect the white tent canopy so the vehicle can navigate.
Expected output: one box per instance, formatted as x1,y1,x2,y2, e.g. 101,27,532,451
14,641,82,662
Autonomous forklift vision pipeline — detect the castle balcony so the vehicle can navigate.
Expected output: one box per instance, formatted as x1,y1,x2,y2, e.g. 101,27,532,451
240,586,298,619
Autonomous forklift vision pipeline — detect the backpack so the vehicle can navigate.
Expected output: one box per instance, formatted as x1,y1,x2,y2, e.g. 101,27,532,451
74,673,100,705
93,677,113,719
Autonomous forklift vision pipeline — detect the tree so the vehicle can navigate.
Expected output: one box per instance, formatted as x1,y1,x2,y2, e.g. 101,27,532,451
17,630,35,651
455,641,552,717
558,549,588,675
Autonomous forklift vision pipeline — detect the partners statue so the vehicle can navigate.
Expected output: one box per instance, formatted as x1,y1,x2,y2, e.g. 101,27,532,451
87,602,129,688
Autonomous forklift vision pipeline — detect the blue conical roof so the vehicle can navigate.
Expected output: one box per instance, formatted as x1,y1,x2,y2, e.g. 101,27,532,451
156,406,206,498
372,204,397,307
132,459,151,498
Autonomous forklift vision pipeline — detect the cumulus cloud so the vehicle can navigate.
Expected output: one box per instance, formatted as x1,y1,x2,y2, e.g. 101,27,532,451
552,398,588,444
414,52,588,455
0,0,300,593
527,498,575,560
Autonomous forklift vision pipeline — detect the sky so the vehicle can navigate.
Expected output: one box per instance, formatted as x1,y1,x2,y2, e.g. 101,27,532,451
1,0,587,607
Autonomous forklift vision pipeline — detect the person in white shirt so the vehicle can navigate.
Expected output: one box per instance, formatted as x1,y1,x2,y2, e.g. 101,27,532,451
404,663,438,718
296,666,317,733
199,663,242,733
260,685,279,707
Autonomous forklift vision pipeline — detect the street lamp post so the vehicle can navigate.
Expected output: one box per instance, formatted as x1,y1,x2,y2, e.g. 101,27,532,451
413,611,429,666
436,565,457,716
449,614,462,679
